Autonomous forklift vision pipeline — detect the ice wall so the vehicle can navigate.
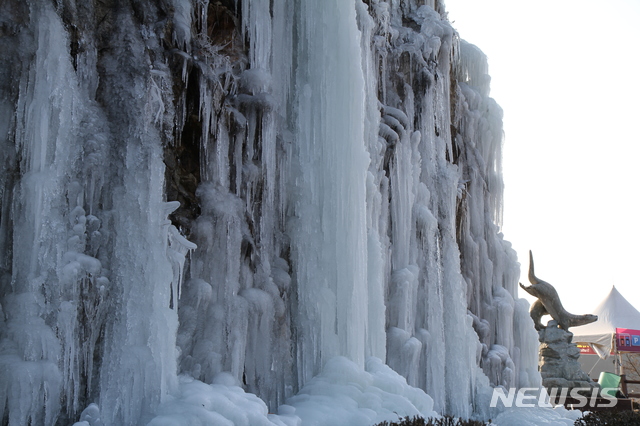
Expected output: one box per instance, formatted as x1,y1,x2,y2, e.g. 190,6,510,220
0,0,539,424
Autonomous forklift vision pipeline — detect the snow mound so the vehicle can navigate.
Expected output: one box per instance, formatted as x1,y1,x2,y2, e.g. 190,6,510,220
147,374,298,426
286,357,437,426
145,356,437,426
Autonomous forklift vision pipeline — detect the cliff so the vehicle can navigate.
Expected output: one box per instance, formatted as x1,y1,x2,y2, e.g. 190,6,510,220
0,0,538,424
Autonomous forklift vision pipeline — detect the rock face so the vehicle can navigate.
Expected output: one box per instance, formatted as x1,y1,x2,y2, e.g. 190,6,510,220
538,321,599,393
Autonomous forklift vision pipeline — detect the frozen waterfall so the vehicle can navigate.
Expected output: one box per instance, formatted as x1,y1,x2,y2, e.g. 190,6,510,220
0,0,541,424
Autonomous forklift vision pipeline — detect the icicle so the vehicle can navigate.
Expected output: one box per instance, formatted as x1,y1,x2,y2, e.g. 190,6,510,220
172,0,193,51
167,221,197,310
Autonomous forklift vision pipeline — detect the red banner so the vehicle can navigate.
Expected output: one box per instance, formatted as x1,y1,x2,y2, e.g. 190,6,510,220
616,328,640,353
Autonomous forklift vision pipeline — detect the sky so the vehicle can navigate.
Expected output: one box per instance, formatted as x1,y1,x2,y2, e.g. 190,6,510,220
445,0,640,315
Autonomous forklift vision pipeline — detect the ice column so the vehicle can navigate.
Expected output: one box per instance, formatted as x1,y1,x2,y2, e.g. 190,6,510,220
94,7,184,424
356,1,388,363
290,0,370,385
0,4,79,424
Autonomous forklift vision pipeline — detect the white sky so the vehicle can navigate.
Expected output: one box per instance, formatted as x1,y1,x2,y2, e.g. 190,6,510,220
445,0,640,314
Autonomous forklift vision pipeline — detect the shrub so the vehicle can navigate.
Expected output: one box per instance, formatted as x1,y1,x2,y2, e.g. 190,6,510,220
574,410,640,426
374,415,489,426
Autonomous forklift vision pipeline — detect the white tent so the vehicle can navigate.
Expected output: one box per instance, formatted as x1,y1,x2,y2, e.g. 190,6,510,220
573,286,640,358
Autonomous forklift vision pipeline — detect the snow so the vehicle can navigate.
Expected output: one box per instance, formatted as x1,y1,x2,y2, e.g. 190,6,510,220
147,374,295,426
287,357,437,426
0,0,586,425
146,357,438,426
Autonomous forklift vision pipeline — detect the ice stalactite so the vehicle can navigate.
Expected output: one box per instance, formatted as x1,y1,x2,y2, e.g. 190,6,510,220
0,4,91,424
1,1,195,424
171,0,299,411
0,0,542,424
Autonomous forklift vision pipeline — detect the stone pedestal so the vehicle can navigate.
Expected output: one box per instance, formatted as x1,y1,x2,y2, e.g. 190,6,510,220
538,321,599,394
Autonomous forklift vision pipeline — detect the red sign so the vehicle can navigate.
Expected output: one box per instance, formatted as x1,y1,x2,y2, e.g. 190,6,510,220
576,343,597,355
616,328,640,353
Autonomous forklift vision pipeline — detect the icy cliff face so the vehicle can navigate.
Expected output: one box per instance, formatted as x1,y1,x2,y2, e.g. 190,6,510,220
0,0,539,424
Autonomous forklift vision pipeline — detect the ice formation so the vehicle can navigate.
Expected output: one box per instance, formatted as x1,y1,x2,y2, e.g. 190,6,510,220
0,0,550,424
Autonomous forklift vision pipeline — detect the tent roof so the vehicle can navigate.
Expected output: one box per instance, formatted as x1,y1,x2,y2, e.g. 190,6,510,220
572,286,640,357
